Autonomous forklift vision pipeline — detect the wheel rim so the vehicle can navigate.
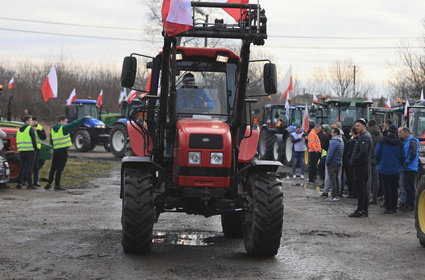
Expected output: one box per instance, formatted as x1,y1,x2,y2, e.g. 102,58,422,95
75,134,83,149
273,141,279,160
419,189,425,233
285,138,292,163
8,161,19,180
112,131,125,151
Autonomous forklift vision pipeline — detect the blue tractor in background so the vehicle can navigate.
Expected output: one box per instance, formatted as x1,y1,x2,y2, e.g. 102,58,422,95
65,99,111,152
109,99,143,157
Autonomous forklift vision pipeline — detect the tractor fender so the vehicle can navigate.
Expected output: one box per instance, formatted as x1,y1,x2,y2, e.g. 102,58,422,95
120,156,157,198
115,118,128,126
238,126,260,163
243,158,283,174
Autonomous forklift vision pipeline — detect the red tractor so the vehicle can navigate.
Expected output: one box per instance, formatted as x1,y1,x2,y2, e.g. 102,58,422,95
0,126,20,181
119,1,283,257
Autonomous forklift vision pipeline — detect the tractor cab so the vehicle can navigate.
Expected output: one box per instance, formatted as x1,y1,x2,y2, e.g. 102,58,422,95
325,99,372,128
370,107,392,126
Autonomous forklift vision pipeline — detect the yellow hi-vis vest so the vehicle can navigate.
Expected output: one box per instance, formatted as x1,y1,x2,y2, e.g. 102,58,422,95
35,124,43,149
16,126,35,152
51,126,72,149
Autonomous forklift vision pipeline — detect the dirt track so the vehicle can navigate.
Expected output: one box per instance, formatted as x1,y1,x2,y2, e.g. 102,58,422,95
0,149,424,280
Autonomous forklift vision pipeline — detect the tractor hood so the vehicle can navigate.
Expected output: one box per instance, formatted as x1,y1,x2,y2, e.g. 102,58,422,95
84,118,105,128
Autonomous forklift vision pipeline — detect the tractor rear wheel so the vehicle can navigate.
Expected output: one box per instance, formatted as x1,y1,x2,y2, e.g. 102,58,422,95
74,130,91,152
110,125,128,158
272,134,284,162
283,134,293,166
415,177,425,247
221,212,243,238
258,129,274,160
243,171,283,257
121,167,155,254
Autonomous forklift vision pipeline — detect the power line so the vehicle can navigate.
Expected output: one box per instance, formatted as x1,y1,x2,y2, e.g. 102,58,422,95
263,45,423,50
269,35,421,40
0,16,143,31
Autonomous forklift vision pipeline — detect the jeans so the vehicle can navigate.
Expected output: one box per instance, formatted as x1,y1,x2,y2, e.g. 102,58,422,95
328,165,341,198
382,174,399,211
404,171,417,208
353,164,369,212
48,148,68,186
368,161,380,201
308,152,321,182
399,172,406,203
292,151,305,175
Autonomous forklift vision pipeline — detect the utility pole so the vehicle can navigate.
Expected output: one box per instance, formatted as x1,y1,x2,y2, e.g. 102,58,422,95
353,65,356,97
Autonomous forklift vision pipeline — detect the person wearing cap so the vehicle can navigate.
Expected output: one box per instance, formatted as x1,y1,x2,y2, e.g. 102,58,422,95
367,119,383,204
348,118,372,218
375,124,404,214
176,73,214,111
399,127,419,211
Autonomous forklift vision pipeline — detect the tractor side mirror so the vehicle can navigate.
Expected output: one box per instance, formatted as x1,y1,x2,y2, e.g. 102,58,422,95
264,63,277,94
121,56,137,88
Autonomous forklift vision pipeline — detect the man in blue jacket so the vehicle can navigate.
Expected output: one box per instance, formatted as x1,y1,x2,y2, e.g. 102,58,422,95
177,73,214,111
375,125,404,214
326,128,344,201
400,127,419,211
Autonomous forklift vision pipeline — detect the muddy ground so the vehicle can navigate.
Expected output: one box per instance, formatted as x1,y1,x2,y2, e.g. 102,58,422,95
0,148,424,280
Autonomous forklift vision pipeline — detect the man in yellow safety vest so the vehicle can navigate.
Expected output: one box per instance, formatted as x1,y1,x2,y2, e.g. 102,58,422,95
16,115,38,189
32,117,47,187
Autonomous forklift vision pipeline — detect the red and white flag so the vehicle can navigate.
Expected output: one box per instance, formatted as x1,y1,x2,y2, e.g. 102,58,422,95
40,66,58,102
301,103,309,133
97,90,103,109
385,96,391,108
162,0,193,36
127,90,139,104
66,88,77,108
281,66,293,101
118,89,127,104
420,89,424,101
7,77,14,89
404,99,410,117
313,93,319,103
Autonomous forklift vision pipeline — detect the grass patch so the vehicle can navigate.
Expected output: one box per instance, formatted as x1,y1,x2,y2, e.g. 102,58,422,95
40,158,116,187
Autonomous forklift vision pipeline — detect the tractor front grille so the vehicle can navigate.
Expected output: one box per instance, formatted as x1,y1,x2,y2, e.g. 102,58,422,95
189,134,223,149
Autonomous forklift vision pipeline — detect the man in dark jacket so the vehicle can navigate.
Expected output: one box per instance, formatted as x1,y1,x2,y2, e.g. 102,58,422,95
367,119,383,204
326,128,344,201
349,118,372,218
345,126,358,198
375,125,404,213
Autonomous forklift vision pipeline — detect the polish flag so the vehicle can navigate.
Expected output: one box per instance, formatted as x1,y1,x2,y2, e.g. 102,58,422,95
40,66,58,102
281,66,293,101
420,89,424,101
7,77,14,89
313,93,319,103
404,99,410,117
385,96,391,108
97,90,103,109
220,0,249,22
127,90,139,104
66,88,77,108
301,103,309,133
118,89,127,104
162,0,193,36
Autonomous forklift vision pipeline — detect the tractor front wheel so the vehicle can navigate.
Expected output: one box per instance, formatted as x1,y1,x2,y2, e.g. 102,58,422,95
121,167,155,254
258,129,274,160
110,125,128,158
74,130,91,152
243,171,283,257
415,177,425,247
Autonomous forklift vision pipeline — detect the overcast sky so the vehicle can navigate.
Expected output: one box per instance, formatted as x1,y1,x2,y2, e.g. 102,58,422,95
1,0,425,96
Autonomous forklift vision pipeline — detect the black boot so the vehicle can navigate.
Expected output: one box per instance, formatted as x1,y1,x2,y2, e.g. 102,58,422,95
54,185,66,191
44,184,51,190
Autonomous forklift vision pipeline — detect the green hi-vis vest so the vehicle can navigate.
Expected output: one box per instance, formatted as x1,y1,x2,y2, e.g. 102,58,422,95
35,124,43,149
51,126,72,149
16,126,35,152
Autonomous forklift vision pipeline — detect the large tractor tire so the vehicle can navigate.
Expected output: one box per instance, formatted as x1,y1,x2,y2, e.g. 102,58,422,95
221,212,243,238
243,172,284,257
415,177,425,247
110,125,128,158
258,129,274,160
121,167,155,254
5,153,20,182
272,134,284,162
283,134,293,166
73,130,91,152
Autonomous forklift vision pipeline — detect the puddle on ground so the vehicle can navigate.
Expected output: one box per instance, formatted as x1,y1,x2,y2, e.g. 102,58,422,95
152,231,216,246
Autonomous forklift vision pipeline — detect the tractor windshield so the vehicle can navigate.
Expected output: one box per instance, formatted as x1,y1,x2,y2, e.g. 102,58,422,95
291,109,303,126
409,109,425,139
175,61,236,120
76,104,98,120
328,104,369,127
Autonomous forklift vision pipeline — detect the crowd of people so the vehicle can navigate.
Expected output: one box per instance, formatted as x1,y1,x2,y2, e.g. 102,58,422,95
291,118,420,218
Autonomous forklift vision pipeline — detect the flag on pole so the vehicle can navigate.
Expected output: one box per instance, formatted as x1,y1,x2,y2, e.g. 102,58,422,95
281,66,293,101
313,93,319,103
420,89,424,101
221,0,249,22
284,98,290,120
66,88,77,108
367,92,373,102
385,96,391,108
97,90,103,109
7,77,14,89
118,89,127,104
404,99,410,117
162,0,193,36
301,103,309,133
40,66,58,102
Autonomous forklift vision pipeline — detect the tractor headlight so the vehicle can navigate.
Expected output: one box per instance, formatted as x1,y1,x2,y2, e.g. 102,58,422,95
188,152,201,165
210,152,223,165
95,125,105,128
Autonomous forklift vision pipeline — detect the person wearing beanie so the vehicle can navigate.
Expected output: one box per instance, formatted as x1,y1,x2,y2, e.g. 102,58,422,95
348,118,372,218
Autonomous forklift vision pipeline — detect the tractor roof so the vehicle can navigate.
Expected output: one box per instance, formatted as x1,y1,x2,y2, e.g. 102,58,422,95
325,99,373,105
159,46,239,60
73,99,97,104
